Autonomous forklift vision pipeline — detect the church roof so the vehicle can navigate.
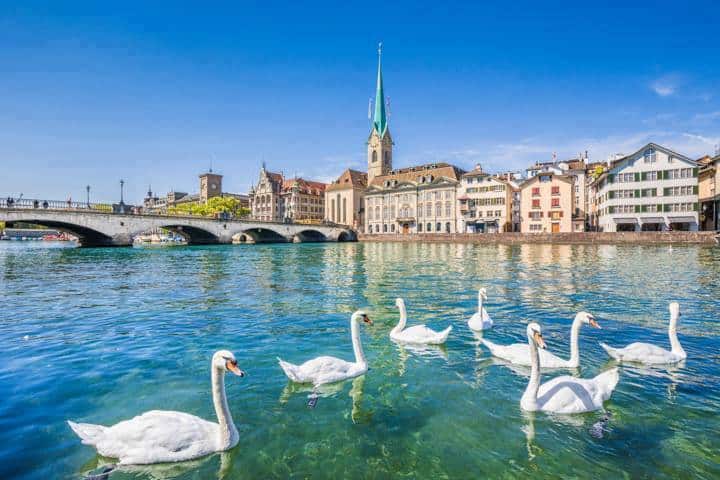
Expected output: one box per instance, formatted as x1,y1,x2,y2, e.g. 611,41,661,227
327,169,368,191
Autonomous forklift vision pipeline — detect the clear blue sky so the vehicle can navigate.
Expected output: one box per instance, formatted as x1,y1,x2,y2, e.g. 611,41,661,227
1,1,719,203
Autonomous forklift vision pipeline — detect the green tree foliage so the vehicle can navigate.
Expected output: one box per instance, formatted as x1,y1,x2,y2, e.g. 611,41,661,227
168,196,250,218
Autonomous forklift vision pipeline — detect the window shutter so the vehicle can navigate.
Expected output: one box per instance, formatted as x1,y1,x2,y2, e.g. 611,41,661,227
657,204,662,212
693,185,698,195
540,211,544,218
609,206,614,214
693,202,698,211
663,187,669,196
559,211,564,217
528,212,532,219
693,168,698,177
664,204,670,212
663,170,669,180
641,189,646,197
608,174,615,183
641,172,647,181
641,205,647,212
634,205,640,213
608,190,615,199
634,189,640,197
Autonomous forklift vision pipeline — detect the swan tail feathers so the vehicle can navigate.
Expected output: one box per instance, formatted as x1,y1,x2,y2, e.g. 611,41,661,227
480,338,498,354
596,367,620,399
277,357,302,382
68,420,107,445
599,342,621,360
438,326,452,342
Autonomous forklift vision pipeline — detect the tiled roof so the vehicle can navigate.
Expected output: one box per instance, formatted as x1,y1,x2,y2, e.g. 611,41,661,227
281,178,327,195
369,162,465,187
326,169,368,191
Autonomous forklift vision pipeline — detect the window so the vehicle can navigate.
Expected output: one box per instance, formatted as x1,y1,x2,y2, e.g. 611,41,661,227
390,205,395,218
647,171,658,181
445,222,451,233
426,203,432,217
445,202,452,217
445,191,452,200
436,222,441,232
342,198,347,224
390,224,395,232
643,149,656,163
367,205,372,221
532,199,540,209
529,224,542,231
532,187,540,196
435,202,442,216
551,198,560,208
383,224,387,232
418,223,423,232
375,224,379,233
418,203,423,217
427,222,432,232
372,151,377,163
551,186,560,195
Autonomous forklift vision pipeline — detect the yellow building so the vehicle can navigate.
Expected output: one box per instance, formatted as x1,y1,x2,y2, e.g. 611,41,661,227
325,169,368,228
519,172,574,233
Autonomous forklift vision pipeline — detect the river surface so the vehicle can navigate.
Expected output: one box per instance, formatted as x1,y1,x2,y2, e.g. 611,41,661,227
1,241,719,479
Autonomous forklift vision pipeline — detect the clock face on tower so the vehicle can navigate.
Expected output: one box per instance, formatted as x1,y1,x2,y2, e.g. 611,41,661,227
211,183,217,190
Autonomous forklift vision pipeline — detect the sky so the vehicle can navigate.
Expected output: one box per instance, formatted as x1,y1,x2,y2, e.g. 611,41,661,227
1,1,719,203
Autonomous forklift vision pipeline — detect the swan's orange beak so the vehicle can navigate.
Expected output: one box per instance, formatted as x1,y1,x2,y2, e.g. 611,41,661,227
226,360,245,377
534,332,546,349
363,315,373,325
589,317,601,329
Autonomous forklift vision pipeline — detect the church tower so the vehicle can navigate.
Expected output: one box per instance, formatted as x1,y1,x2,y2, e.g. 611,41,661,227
367,43,393,183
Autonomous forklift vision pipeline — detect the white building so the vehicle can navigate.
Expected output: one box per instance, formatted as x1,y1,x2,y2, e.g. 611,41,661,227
593,143,700,232
457,165,513,233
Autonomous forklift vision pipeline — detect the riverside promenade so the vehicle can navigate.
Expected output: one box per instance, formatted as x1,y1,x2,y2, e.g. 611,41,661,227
359,231,719,245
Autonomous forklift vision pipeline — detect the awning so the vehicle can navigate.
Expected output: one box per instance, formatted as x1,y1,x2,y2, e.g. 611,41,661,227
613,218,638,224
667,216,696,223
640,217,663,223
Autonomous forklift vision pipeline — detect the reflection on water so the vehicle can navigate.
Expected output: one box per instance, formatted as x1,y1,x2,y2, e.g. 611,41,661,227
1,242,719,479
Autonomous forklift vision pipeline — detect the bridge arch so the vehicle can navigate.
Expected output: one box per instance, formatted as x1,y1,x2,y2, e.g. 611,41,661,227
155,224,220,245
292,229,328,243
232,227,289,244
4,219,113,247
337,230,357,242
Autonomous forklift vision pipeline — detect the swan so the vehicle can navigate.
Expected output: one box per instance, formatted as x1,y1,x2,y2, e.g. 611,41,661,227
482,312,600,368
390,298,452,345
68,350,245,465
467,288,493,331
600,302,686,364
278,310,372,385
521,323,619,414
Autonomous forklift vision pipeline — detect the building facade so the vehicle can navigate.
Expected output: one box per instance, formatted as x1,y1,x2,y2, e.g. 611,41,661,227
457,165,513,233
365,163,463,234
519,172,574,233
594,143,700,232
248,166,326,222
699,154,720,231
325,169,368,228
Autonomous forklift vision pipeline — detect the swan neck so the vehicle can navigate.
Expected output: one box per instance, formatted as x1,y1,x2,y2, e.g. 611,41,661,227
668,312,686,358
478,292,483,313
568,317,582,367
212,366,238,449
522,334,541,410
351,317,366,365
393,302,407,333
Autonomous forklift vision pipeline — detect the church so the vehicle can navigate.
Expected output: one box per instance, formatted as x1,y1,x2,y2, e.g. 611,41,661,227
359,45,465,235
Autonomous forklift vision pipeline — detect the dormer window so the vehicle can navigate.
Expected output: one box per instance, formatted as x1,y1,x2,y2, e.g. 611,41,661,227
644,148,656,163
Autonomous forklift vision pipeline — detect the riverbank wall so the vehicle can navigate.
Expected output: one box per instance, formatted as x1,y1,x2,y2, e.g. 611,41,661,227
358,231,719,245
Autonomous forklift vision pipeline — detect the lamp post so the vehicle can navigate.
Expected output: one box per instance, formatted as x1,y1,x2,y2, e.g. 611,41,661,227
86,185,90,208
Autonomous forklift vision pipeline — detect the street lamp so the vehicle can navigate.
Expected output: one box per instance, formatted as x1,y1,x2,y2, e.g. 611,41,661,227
86,185,90,208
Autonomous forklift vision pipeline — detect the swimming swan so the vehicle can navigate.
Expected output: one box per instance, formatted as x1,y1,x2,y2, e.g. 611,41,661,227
521,323,619,414
467,288,493,331
390,298,452,345
483,312,600,368
278,311,372,385
600,302,686,364
68,350,245,465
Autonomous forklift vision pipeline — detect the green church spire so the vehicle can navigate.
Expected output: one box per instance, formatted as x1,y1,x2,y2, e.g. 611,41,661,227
373,42,388,137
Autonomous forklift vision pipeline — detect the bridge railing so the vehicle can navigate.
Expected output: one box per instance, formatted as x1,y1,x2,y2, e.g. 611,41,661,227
0,198,115,211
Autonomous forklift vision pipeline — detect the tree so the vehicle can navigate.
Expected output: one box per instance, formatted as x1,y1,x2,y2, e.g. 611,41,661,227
168,196,250,218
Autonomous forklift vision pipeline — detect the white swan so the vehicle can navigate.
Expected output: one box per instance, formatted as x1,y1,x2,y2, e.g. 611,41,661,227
600,302,686,364
482,312,600,368
467,288,493,331
521,323,619,414
390,298,452,345
68,350,245,465
278,310,372,385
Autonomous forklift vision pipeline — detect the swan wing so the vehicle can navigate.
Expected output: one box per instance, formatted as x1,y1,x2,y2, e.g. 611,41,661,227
468,309,493,330
393,325,450,344
537,368,619,414
482,342,568,367
285,356,364,385
601,342,677,364
71,411,220,464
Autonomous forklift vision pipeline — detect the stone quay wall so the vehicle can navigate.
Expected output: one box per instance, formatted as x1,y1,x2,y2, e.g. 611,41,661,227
358,231,719,245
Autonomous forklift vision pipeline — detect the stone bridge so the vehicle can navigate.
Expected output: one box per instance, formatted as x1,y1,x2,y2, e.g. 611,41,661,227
0,208,356,247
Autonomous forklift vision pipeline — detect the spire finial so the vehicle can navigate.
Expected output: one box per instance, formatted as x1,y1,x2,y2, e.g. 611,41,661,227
378,42,382,56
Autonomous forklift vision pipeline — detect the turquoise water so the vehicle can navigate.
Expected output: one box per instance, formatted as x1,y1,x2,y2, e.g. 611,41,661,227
1,241,719,479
